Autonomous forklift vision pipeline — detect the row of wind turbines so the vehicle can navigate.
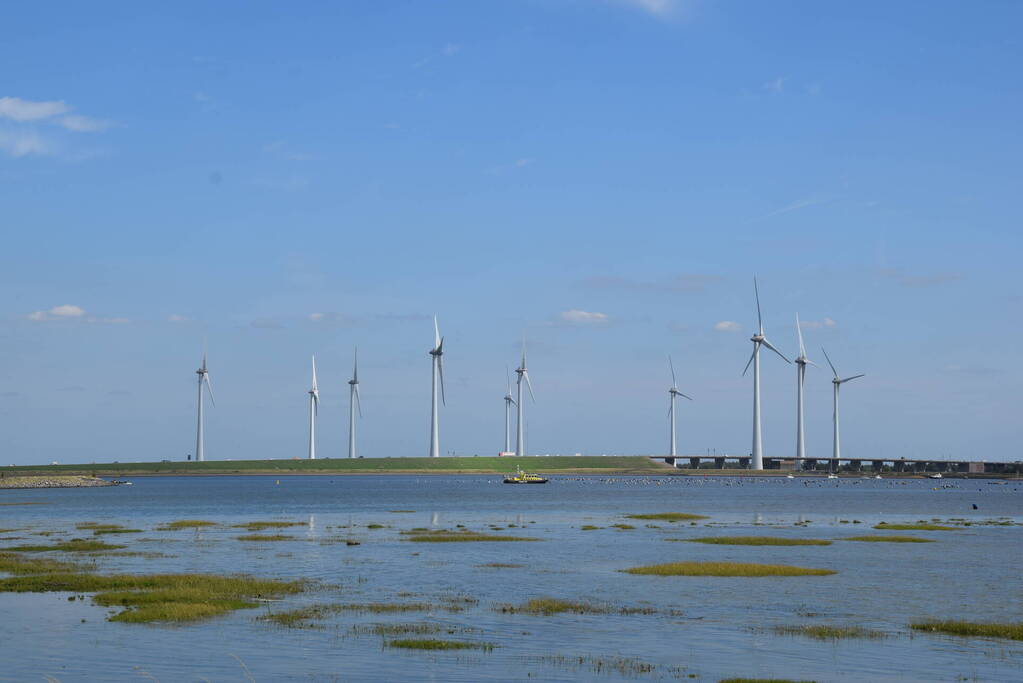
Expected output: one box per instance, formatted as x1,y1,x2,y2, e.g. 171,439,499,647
191,279,863,470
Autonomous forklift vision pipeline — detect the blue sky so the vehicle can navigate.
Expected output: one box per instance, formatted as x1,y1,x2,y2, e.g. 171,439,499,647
1,1,1020,464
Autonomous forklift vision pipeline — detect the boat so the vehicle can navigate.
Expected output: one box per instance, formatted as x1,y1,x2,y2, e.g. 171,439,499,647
874,475,882,479
928,473,943,479
503,468,548,484
827,473,839,479
786,474,795,479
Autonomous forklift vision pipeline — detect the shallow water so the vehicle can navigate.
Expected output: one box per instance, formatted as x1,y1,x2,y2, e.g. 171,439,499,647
1,474,1020,682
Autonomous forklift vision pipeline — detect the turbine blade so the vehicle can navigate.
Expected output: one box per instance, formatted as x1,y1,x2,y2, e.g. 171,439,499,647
204,374,216,408
433,316,440,350
742,348,756,376
353,347,358,383
761,338,790,363
669,355,677,387
796,313,806,358
679,392,693,401
313,393,319,415
754,276,763,334
840,373,865,384
821,346,838,378
438,355,446,406
523,371,535,403
311,355,318,390
506,365,511,394
355,384,363,418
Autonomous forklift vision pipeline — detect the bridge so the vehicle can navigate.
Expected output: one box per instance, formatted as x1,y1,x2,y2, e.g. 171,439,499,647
651,455,1021,475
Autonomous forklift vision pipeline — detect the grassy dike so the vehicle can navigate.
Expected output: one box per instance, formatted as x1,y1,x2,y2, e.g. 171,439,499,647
0,455,673,477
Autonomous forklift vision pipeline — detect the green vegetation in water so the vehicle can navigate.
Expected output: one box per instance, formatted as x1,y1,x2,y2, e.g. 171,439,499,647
0,502,47,506
0,571,304,623
236,534,294,542
330,602,438,613
622,562,836,577
909,620,1023,641
0,552,86,575
76,524,143,535
5,538,126,553
626,513,708,522
498,597,657,616
389,510,416,513
773,624,886,640
366,524,385,529
719,679,817,683
258,604,347,628
385,638,494,651
843,535,934,543
476,563,525,569
403,529,539,543
580,525,601,531
353,623,451,636
873,523,957,531
612,523,635,530
681,536,832,546
232,521,304,531
157,520,216,530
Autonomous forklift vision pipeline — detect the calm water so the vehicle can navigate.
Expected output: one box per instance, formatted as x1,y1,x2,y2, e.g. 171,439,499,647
1,475,1021,682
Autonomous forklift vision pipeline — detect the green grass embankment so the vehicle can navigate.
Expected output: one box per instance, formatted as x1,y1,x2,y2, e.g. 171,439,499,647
0,455,671,477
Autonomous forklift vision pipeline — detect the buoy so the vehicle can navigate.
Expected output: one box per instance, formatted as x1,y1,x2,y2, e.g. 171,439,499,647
276,480,280,485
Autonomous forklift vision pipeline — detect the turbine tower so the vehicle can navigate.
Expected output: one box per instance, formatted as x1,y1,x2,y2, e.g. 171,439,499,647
667,356,693,457
514,341,535,457
793,314,817,468
308,356,319,460
428,317,445,458
742,278,790,470
347,348,362,459
821,347,864,468
503,366,516,454
194,350,215,462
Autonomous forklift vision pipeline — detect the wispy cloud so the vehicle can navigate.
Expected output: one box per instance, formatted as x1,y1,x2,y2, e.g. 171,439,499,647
799,317,836,330
763,76,787,94
760,196,833,219
486,157,536,174
27,304,128,324
582,273,720,293
714,320,741,332
168,314,190,323
0,97,69,122
0,96,110,158
0,129,52,157
560,309,609,325
58,114,109,132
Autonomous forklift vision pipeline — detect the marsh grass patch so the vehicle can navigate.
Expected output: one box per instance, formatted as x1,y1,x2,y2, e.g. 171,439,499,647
403,529,539,543
236,534,295,542
910,620,1023,641
0,551,86,575
626,513,708,522
843,535,934,543
232,521,304,531
385,638,494,651
773,624,886,640
157,520,216,530
475,563,525,569
681,536,831,546
6,538,126,553
873,523,957,531
498,597,657,616
621,562,836,577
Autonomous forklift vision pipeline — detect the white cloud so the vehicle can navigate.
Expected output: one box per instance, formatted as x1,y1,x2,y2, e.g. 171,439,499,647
560,309,609,324
442,43,460,57
168,314,190,323
59,114,109,132
0,129,52,157
763,76,786,94
714,320,741,332
0,97,69,122
799,317,837,330
27,304,86,321
309,312,325,321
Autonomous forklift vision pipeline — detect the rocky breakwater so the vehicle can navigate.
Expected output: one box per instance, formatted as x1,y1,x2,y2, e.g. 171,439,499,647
0,475,117,489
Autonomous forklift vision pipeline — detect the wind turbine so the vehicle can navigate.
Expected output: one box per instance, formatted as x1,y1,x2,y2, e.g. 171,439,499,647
308,356,319,460
503,366,516,454
742,277,790,470
428,317,445,458
821,347,864,468
194,349,215,462
667,356,692,457
347,348,362,459
794,314,817,468
514,341,535,457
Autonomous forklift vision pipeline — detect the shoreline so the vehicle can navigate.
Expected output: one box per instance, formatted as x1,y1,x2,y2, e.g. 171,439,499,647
0,475,117,489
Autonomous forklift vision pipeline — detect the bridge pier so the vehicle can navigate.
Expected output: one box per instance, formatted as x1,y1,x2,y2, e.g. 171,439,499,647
714,457,725,469
872,460,884,472
689,457,701,469
737,457,750,469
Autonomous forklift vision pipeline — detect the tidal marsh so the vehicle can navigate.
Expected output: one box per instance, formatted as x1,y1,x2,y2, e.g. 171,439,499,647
157,520,217,530
232,521,305,531
236,534,294,542
404,529,539,543
622,562,836,577
773,624,886,640
627,513,708,522
843,535,934,543
498,597,657,616
681,537,831,546
873,523,957,531
386,638,495,651
909,620,1023,641
6,539,126,553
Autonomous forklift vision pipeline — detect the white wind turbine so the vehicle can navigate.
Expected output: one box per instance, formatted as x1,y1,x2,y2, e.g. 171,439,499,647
428,317,446,458
794,314,818,468
821,347,864,468
194,349,215,462
308,356,319,460
514,341,535,457
503,366,516,454
347,348,362,459
667,356,692,457
743,278,790,470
